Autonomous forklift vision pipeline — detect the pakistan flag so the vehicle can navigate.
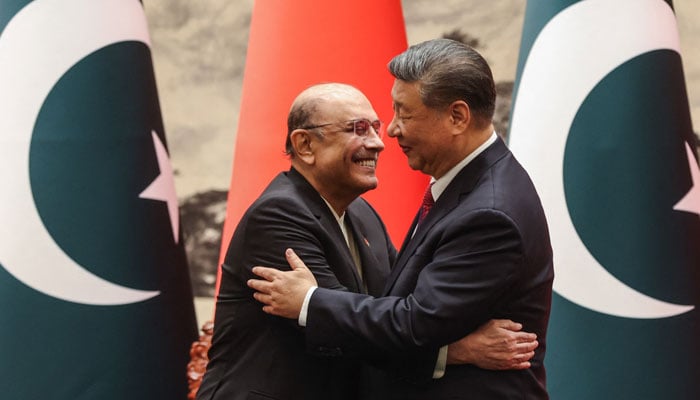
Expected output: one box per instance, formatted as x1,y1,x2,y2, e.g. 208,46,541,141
0,0,197,399
509,0,700,398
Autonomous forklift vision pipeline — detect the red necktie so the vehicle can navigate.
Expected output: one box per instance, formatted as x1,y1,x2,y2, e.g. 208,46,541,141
417,183,434,225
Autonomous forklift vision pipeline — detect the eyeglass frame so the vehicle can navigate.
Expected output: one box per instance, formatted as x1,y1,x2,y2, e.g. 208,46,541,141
300,118,384,139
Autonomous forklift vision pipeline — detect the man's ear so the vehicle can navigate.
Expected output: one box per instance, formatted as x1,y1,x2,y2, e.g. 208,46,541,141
290,129,315,164
448,100,471,133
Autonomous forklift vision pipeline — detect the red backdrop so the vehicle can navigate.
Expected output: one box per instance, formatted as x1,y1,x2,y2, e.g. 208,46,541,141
216,0,429,295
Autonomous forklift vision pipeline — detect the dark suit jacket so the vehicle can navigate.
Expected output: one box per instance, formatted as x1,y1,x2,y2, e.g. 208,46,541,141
305,138,554,399
197,168,395,400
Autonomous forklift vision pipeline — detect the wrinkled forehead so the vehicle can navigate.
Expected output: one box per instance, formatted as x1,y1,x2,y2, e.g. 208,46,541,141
314,90,379,122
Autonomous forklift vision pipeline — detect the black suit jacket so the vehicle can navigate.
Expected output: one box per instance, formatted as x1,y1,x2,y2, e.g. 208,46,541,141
306,138,554,399
197,168,395,400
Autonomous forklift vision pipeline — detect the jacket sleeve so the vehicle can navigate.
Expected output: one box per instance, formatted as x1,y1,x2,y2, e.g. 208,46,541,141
305,209,524,380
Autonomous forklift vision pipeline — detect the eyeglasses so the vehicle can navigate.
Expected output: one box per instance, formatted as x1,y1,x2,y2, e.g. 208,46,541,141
301,118,383,139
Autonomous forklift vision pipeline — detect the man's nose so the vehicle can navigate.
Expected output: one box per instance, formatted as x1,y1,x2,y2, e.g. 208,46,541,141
386,115,400,137
364,128,385,151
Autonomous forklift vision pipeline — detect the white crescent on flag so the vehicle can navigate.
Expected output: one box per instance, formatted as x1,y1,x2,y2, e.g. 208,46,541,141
509,0,694,318
0,0,160,305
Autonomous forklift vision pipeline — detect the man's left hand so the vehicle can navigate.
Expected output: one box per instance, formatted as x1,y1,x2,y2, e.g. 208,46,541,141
248,248,317,319
446,319,538,370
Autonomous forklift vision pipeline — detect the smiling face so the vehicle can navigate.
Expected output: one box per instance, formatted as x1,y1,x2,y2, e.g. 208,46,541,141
387,79,454,178
290,85,384,211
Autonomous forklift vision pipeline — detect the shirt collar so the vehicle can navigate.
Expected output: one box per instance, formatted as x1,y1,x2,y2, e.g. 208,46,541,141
321,197,345,223
430,131,498,201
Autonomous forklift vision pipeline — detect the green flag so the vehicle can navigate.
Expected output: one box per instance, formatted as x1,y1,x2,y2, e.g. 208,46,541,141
509,0,700,398
0,0,197,398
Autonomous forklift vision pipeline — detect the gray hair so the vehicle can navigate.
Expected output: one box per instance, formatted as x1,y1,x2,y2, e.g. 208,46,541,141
285,100,315,157
388,38,496,126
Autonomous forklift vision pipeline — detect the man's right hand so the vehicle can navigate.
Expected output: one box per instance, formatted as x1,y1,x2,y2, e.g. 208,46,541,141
248,249,317,319
446,319,538,370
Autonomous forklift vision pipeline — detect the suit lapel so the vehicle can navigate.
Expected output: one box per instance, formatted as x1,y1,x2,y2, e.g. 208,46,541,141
385,212,419,292
347,208,397,294
343,213,371,293
395,212,420,262
287,168,362,292
382,138,511,295
382,195,461,295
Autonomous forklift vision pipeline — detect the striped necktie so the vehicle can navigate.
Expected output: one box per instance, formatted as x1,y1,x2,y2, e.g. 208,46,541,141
417,183,434,225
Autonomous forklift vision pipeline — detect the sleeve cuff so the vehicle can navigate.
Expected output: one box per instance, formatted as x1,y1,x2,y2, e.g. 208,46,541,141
432,345,448,379
298,286,318,327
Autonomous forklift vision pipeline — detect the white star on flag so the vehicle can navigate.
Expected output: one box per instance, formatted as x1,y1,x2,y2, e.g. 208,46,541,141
139,130,180,242
673,141,700,217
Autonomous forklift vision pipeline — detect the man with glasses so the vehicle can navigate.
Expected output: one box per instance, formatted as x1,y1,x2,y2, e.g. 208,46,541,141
197,82,539,400
249,39,554,400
